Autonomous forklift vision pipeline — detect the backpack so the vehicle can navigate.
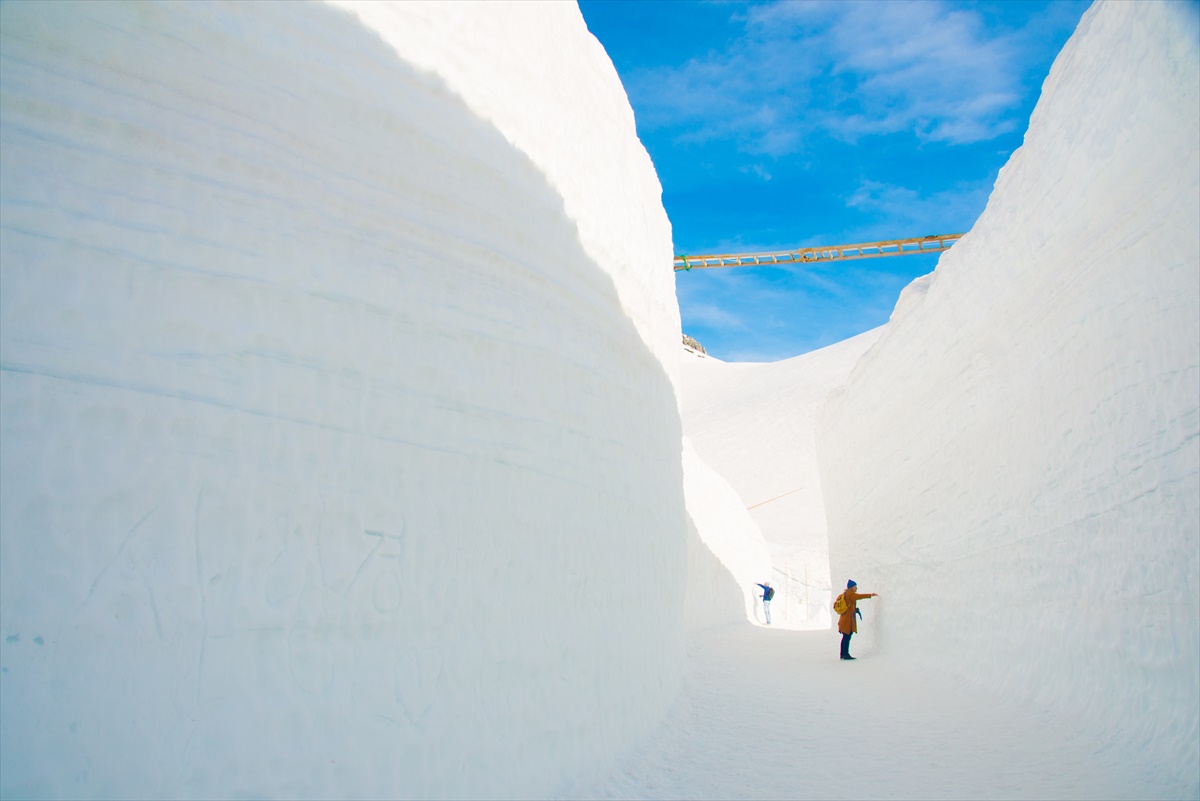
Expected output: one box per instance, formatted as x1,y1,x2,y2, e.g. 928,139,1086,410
832,592,848,615
764,586,775,601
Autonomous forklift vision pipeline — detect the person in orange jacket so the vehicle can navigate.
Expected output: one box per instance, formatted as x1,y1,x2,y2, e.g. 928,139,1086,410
838,580,878,660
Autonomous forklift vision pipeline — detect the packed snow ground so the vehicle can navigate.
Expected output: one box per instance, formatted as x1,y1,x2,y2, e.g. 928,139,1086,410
570,624,1159,800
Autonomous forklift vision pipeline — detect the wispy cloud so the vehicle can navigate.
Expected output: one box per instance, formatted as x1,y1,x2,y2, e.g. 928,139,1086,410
622,2,823,156
626,0,1030,157
844,177,994,233
740,162,773,181
815,1,1022,144
680,299,749,331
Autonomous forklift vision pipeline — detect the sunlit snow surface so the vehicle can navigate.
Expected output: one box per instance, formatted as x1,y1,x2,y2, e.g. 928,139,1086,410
570,625,1160,800
681,329,882,629
0,2,683,798
818,1,1199,795
681,436,773,630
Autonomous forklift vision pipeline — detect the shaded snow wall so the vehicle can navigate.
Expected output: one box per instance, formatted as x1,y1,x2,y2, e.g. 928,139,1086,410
682,438,773,630
328,0,681,385
818,2,1199,795
0,2,684,799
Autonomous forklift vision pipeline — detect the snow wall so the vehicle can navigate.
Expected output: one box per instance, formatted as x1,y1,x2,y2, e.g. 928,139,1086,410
682,437,773,630
818,2,1199,795
0,2,687,798
681,330,883,630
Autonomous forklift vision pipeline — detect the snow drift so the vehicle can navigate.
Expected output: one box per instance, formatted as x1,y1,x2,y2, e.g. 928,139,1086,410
0,2,684,798
819,2,1199,795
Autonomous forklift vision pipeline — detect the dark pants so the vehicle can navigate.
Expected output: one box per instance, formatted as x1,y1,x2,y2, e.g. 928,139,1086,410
840,631,853,659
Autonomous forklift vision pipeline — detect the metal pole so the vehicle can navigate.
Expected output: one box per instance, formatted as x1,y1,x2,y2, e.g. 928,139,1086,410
805,562,810,622
785,566,792,623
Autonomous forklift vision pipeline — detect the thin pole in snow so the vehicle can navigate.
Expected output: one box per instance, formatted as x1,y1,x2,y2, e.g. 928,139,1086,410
785,566,791,622
747,486,804,510
805,563,809,621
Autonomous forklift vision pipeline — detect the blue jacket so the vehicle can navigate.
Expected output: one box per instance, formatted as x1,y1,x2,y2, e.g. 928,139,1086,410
757,583,774,601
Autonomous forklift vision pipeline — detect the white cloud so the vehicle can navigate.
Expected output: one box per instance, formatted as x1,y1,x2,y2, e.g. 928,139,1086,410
623,7,822,155
740,163,773,181
844,177,994,232
818,2,1024,143
626,0,1034,154
681,300,749,330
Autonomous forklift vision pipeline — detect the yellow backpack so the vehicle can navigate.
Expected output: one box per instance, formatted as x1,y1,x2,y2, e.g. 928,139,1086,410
833,592,848,615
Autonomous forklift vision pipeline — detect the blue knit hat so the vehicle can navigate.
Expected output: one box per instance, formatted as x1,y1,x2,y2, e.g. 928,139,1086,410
847,579,857,588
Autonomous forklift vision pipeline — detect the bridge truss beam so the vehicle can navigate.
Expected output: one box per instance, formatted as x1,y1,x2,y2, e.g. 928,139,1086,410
674,233,965,271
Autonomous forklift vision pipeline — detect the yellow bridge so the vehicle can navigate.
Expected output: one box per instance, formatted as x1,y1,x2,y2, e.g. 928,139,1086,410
674,233,965,271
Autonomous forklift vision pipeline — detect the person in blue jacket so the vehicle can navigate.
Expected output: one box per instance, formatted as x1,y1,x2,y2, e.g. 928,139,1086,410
756,582,775,624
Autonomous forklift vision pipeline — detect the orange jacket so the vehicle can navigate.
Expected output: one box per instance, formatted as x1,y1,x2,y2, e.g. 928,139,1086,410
837,589,877,634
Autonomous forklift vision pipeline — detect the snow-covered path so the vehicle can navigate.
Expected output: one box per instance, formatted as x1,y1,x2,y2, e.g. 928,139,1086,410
576,622,1157,800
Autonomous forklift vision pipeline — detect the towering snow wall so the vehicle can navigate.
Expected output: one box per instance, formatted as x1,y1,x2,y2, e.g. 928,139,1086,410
818,2,1199,795
681,437,773,630
335,0,755,642
0,2,684,798
682,330,883,630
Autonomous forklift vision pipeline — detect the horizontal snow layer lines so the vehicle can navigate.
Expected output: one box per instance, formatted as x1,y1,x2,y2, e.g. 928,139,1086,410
818,2,1199,797
325,0,680,384
0,2,686,799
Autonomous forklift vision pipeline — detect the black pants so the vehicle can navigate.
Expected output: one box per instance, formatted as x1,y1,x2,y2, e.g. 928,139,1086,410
840,631,853,658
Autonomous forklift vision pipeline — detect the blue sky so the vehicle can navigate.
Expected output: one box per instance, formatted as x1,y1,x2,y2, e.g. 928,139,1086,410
578,0,1089,361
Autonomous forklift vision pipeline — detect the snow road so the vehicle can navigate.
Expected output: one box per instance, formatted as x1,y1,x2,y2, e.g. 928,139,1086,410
576,621,1154,800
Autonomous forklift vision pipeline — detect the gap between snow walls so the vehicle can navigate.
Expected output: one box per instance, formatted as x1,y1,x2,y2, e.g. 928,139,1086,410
0,2,688,798
818,2,1199,796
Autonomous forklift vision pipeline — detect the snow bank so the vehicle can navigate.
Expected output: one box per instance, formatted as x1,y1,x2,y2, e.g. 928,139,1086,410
0,2,684,798
681,330,882,629
818,1,1199,795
